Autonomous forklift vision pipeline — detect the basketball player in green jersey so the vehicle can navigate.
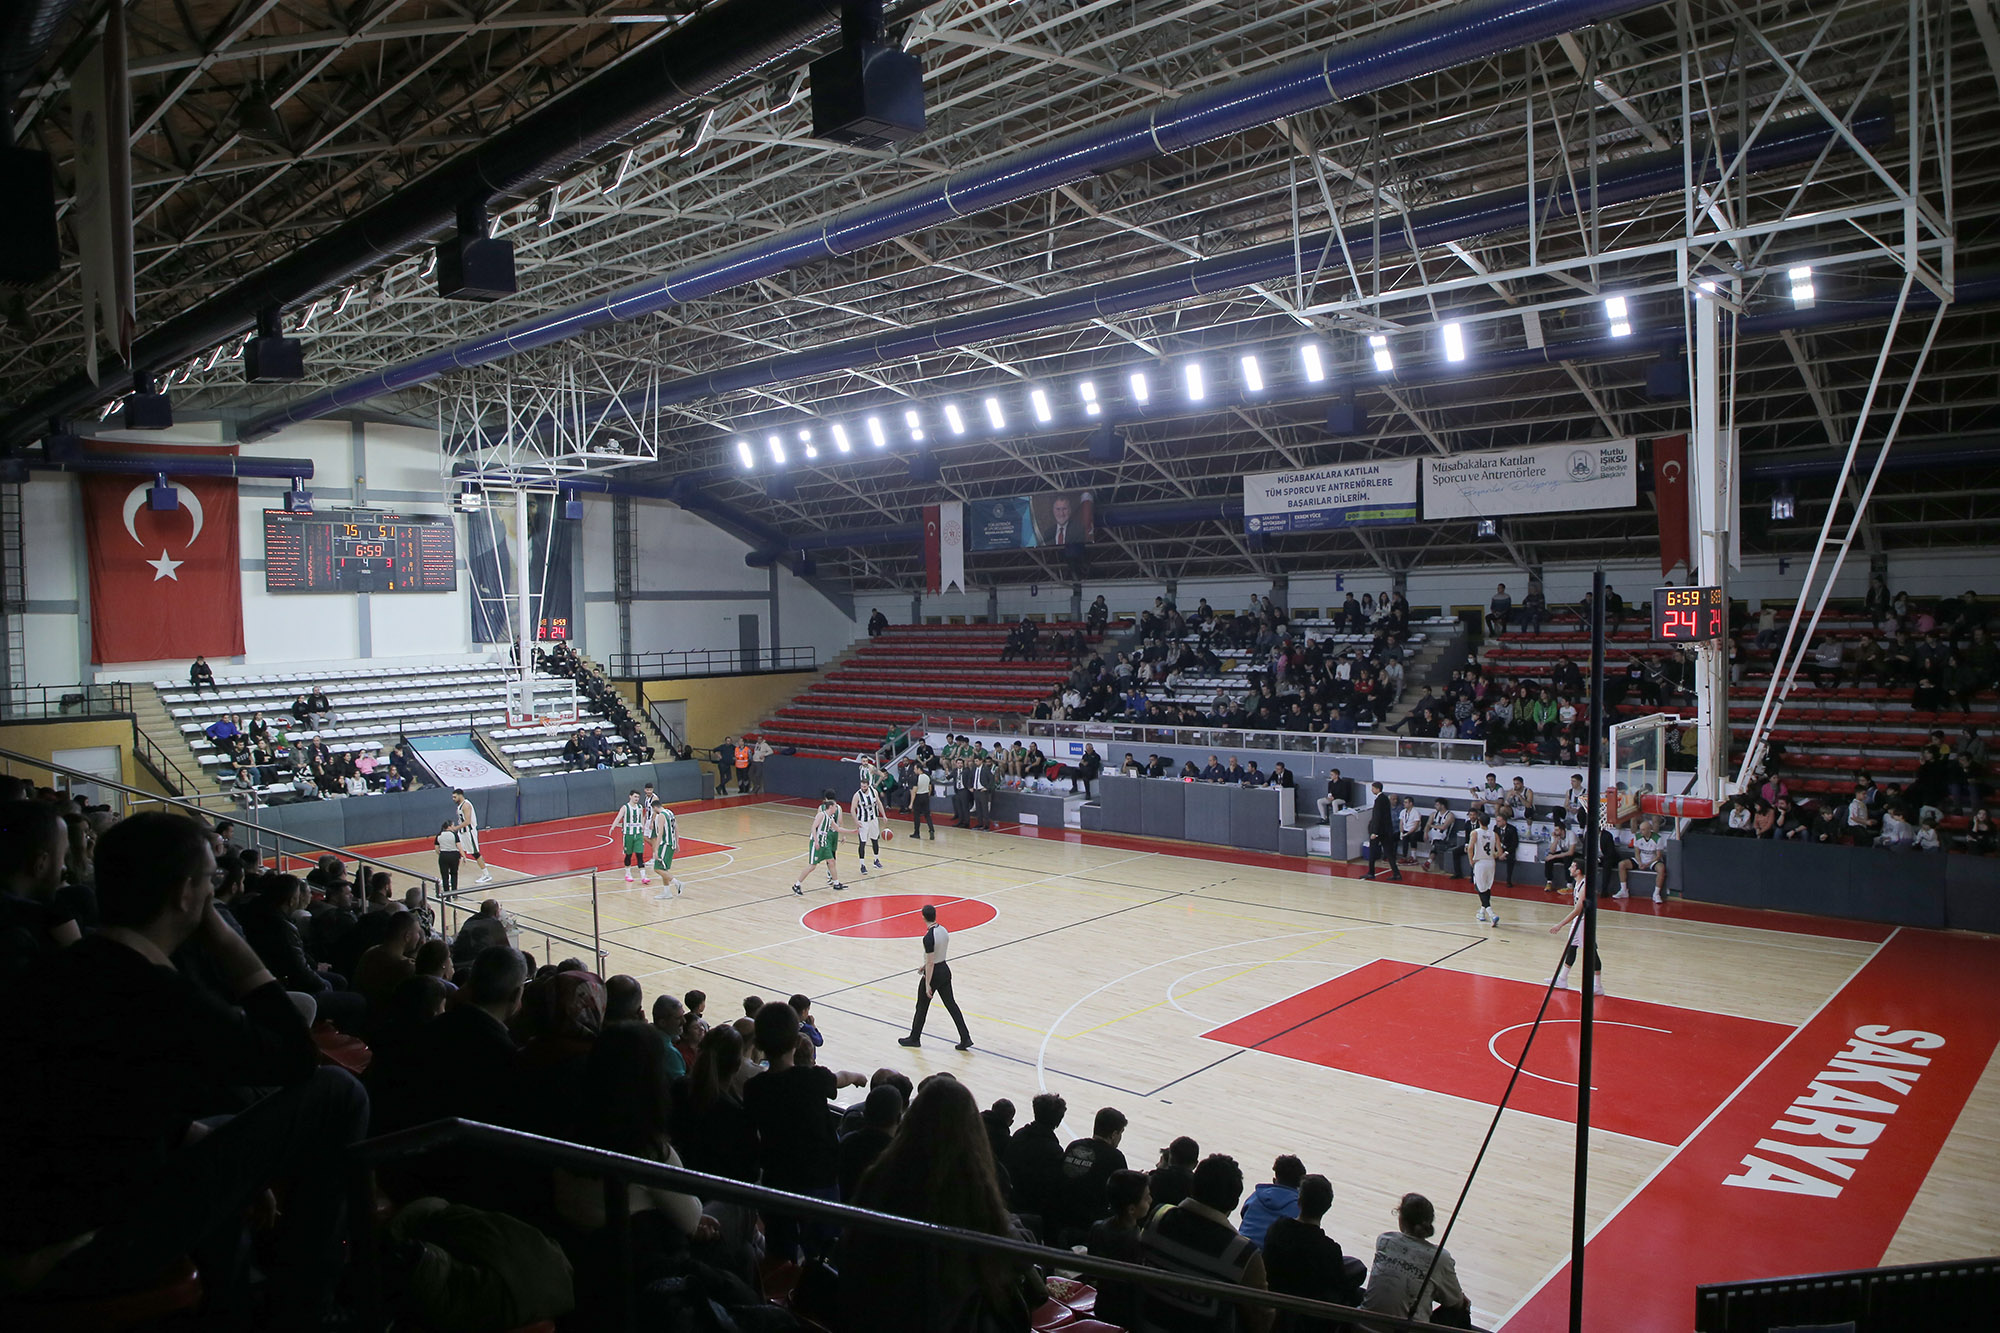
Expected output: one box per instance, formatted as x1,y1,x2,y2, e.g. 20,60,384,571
792,790,853,896
609,790,650,884
648,802,683,899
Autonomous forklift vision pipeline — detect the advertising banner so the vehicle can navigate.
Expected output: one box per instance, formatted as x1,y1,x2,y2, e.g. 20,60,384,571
1421,440,1637,520
1243,459,1419,533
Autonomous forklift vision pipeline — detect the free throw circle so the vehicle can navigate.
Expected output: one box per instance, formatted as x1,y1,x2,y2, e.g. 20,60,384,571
802,893,995,938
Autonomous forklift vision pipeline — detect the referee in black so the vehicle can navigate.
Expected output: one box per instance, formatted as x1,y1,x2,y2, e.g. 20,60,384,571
909,765,937,839
897,904,972,1050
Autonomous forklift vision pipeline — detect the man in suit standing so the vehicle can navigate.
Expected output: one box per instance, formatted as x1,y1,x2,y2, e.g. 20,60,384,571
1365,781,1402,881
950,759,973,827
969,758,994,830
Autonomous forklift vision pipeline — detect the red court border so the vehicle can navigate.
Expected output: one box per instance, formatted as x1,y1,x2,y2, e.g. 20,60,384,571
1502,928,2000,1331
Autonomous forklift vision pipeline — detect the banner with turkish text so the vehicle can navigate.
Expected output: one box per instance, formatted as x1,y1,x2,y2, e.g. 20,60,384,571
82,471,245,663
1652,435,1691,574
938,500,965,593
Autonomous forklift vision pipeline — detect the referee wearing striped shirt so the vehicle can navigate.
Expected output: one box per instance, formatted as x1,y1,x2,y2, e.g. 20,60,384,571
897,904,972,1050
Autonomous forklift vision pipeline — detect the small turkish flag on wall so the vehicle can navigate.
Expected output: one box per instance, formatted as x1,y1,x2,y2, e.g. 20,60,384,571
82,472,245,663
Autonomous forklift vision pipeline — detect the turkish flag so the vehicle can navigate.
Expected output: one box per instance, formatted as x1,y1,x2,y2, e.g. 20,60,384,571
1651,435,1691,575
82,471,245,663
922,503,942,594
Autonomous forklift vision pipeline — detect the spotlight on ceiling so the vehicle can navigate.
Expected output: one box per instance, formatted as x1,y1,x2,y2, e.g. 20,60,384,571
1301,342,1326,383
1441,322,1466,363
798,428,818,460
866,416,887,448
1239,354,1264,393
832,424,852,453
1771,486,1797,522
736,439,755,469
1030,387,1053,424
1476,518,1498,538
766,434,787,466
984,396,1006,429
1079,380,1100,417
1128,371,1151,406
1183,362,1206,402
903,408,924,442
1369,334,1394,374
943,403,966,435
1605,295,1632,338
1788,264,1816,309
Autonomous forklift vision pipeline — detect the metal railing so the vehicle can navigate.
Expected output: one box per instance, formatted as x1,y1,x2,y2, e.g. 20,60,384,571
918,712,1490,763
608,645,817,678
0,745,439,894
0,680,133,720
349,1119,1481,1333
131,723,198,797
433,864,608,975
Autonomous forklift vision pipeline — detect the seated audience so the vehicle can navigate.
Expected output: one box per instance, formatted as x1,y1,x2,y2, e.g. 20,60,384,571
1263,1173,1367,1329
1006,1091,1068,1227
0,811,367,1327
1139,1153,1274,1333
1362,1192,1471,1326
837,1076,1048,1332
0,800,82,973
1239,1153,1305,1247
1052,1105,1130,1244
838,1082,904,1202
1087,1168,1152,1328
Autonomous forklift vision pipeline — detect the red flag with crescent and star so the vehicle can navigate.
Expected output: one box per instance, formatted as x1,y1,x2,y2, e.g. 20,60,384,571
81,469,244,663
1652,434,1691,576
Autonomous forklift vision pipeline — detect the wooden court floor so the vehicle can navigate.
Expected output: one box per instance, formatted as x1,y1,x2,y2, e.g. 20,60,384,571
359,797,2000,1330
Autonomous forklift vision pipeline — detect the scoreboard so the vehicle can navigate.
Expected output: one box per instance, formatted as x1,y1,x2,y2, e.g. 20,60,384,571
264,510,457,594
1651,584,1726,642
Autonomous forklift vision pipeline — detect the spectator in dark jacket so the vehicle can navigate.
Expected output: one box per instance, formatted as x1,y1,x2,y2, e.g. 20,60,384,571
838,1083,903,1201
1149,1136,1199,1208
1263,1174,1366,1329
1005,1092,1068,1228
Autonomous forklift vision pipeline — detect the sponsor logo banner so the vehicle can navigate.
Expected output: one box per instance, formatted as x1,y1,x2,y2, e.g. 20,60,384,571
1423,441,1636,520
1244,459,1419,533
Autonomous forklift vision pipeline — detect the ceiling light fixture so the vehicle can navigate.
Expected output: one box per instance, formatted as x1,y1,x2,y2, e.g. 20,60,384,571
736,439,755,469
1442,322,1466,363
866,416,887,448
1605,295,1631,338
944,403,966,435
767,434,787,466
1183,362,1206,402
1128,371,1151,405
1301,342,1325,383
984,396,1006,429
1369,334,1394,373
1079,380,1100,416
903,408,924,442
832,424,851,453
1030,387,1053,423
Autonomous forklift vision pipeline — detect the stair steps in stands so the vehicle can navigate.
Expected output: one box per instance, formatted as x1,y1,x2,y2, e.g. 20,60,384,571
133,683,224,796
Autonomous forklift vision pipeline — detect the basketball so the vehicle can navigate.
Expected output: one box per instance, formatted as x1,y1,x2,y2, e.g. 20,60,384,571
883,828,895,841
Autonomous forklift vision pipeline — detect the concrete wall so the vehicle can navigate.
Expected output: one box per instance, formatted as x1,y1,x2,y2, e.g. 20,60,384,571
633,670,824,752
0,715,174,800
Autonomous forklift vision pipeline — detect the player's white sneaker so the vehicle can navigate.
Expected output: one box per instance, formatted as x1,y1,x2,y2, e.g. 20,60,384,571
1553,967,1569,990
1611,887,1628,899
1488,909,1501,927
1593,976,1607,996
1652,889,1665,904
476,871,493,885
672,878,683,896
650,884,672,901
1475,907,1490,923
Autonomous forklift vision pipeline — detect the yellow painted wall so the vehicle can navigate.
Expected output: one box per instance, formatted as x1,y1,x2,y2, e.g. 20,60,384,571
0,716,166,796
621,671,824,751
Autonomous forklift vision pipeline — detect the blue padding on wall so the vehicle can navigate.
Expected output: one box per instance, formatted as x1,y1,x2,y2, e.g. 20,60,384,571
519,775,570,824
1681,835,1947,928
468,785,516,834
565,767,616,815
765,755,859,800
1945,854,2000,935
395,789,461,841
1099,775,1142,834
1140,778,1186,840
269,799,346,867
652,761,703,803
336,793,405,848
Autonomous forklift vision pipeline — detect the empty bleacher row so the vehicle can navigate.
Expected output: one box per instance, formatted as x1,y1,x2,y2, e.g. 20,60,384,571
157,660,637,796
755,622,1101,759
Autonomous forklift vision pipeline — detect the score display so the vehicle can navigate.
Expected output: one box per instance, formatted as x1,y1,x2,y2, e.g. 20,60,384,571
264,510,457,594
1651,585,1725,642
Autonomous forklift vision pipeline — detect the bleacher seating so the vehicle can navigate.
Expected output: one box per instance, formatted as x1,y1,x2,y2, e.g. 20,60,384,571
755,623,1102,759
1479,606,2000,828
157,660,634,796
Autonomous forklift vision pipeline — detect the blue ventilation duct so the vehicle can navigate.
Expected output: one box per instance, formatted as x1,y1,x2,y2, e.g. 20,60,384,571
239,0,1668,440
591,105,1890,424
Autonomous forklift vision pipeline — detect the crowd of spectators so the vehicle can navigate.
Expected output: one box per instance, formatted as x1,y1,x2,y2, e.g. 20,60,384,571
0,793,1476,1330
537,641,656,765
1029,593,1414,735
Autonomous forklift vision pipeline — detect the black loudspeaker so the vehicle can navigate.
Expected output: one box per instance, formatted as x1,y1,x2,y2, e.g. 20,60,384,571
1646,357,1688,399
0,147,60,288
1326,397,1369,436
1086,423,1124,464
810,42,925,150
243,333,304,382
124,389,173,431
435,234,516,301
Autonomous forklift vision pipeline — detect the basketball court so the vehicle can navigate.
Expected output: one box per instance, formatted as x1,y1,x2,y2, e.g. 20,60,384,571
355,796,2000,1331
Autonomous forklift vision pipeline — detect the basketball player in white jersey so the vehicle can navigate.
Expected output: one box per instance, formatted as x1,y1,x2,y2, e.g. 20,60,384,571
1468,810,1500,926
1550,860,1605,994
851,780,885,872
452,788,493,884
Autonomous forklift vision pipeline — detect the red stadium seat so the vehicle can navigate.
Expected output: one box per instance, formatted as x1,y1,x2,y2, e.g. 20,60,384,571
3,1259,201,1333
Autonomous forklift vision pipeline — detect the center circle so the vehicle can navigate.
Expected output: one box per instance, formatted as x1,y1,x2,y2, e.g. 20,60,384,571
802,893,996,938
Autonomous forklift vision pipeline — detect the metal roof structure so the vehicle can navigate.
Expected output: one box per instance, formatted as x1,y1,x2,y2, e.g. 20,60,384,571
2,0,1992,590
